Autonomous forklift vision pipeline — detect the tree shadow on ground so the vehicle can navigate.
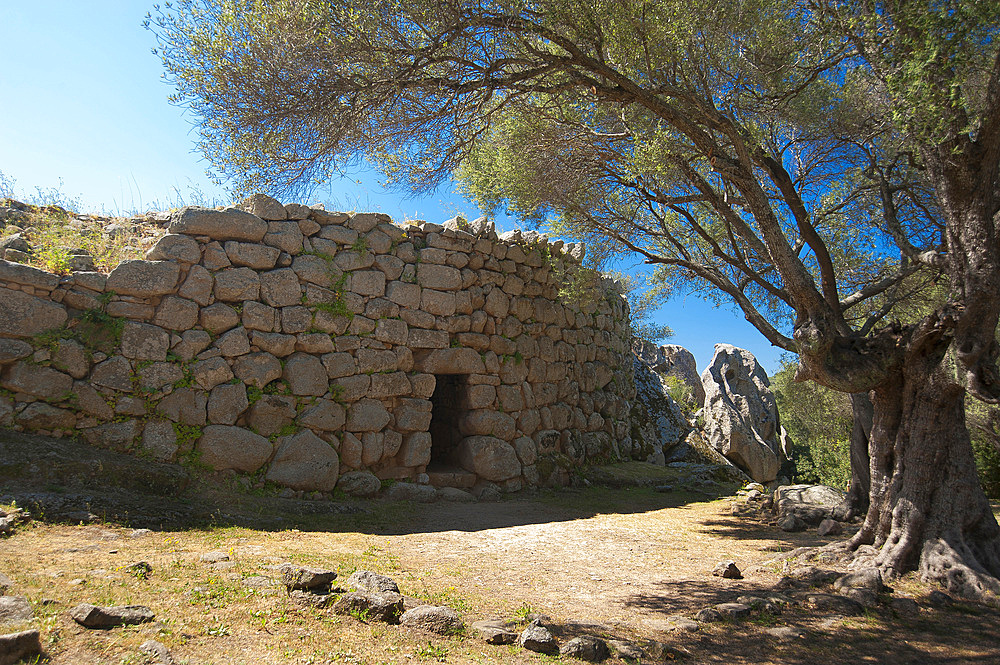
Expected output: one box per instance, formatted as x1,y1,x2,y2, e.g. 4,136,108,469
620,578,1000,665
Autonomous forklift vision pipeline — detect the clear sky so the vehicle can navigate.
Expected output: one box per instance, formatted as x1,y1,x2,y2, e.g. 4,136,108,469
0,1,789,375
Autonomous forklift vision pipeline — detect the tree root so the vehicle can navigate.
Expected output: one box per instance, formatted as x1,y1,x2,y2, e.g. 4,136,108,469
917,537,1000,604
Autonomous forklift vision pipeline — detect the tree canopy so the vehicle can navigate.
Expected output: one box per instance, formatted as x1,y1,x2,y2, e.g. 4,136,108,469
153,0,1000,599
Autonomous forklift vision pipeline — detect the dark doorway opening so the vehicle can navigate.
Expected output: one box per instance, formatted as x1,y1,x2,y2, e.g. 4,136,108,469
428,374,465,469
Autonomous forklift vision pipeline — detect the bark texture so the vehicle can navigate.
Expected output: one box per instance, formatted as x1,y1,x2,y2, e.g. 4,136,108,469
845,358,1000,599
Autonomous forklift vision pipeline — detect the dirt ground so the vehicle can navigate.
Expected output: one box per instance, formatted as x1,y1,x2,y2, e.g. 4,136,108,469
3,482,1000,665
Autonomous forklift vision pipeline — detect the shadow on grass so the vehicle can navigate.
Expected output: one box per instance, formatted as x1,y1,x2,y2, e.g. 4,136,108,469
620,578,1000,665
1,429,728,536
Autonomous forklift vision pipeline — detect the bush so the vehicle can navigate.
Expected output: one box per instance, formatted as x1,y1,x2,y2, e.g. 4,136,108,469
771,358,853,490
773,357,1000,499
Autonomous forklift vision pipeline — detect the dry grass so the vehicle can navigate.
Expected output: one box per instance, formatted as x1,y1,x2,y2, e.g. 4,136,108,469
0,200,163,274
3,489,1000,665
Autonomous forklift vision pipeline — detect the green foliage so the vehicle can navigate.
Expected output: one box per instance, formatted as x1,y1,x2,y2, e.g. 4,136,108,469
662,376,694,413
771,359,852,490
965,401,1000,500
173,423,204,449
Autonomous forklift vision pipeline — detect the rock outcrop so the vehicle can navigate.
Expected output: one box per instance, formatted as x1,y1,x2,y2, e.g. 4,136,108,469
629,356,691,464
700,344,784,482
634,340,705,407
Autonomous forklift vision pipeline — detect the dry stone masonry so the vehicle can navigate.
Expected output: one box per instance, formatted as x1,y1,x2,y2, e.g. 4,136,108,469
0,194,637,496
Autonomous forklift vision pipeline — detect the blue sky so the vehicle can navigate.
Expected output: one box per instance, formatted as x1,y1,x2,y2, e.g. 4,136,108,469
0,1,788,374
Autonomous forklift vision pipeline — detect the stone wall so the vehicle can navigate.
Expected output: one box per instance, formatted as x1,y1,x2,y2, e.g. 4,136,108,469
0,195,637,497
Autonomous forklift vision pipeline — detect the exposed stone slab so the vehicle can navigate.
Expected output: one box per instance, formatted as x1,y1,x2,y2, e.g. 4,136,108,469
196,425,272,472
169,206,268,241
0,287,67,338
106,260,179,297
266,430,339,491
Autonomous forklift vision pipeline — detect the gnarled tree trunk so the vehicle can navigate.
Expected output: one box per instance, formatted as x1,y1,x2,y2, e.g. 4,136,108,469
846,356,1000,599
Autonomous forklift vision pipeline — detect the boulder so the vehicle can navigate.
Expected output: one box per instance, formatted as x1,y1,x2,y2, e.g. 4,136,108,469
0,596,32,624
336,471,382,497
519,619,558,654
712,561,743,579
68,603,154,628
701,344,783,482
332,591,405,623
634,341,706,407
345,570,399,594
773,484,845,525
400,605,464,635
560,635,610,662
383,482,437,502
0,630,41,665
281,565,338,592
471,619,517,645
629,356,691,464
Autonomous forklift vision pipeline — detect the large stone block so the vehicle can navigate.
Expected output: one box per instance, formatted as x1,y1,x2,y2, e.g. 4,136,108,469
0,338,32,365
346,399,391,432
293,254,337,285
457,436,521,481
168,206,268,241
350,270,386,297
266,430,339,491
298,399,346,432
417,263,462,290
16,402,76,430
192,356,234,391
153,296,199,331
264,221,304,254
145,233,201,264
246,394,296,437
459,410,516,440
196,425,272,472
157,387,208,426
413,348,486,374
106,260,179,297
142,420,179,462
0,287,67,338
214,267,261,302
178,264,213,306
1,361,72,400
283,352,329,396
260,268,302,307
0,259,59,289
121,322,170,361
398,432,431,467
237,193,288,220
225,241,280,269
207,382,249,425
233,352,282,388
